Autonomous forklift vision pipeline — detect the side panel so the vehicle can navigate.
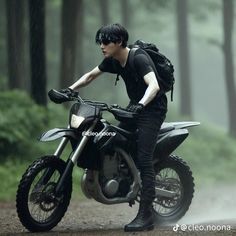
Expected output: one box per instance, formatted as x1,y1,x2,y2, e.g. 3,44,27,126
154,129,189,160
94,125,129,151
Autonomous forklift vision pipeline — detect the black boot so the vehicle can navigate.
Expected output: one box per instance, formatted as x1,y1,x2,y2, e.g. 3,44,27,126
124,201,154,232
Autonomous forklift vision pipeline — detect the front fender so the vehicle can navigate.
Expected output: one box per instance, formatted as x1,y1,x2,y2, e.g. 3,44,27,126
39,128,78,142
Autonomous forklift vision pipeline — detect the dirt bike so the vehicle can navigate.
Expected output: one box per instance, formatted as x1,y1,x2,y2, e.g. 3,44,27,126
16,89,199,232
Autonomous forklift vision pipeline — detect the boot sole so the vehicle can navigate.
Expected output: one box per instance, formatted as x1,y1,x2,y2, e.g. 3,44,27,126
124,224,154,232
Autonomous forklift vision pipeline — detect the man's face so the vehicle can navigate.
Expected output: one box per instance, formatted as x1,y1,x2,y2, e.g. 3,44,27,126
100,42,121,58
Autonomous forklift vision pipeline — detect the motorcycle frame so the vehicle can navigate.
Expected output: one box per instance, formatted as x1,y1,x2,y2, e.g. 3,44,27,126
40,118,199,201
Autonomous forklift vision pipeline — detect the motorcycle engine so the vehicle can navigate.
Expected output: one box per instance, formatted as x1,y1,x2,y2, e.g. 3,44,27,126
99,151,131,198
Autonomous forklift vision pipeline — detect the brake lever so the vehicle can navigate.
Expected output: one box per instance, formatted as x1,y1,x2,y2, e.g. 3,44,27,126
68,92,84,104
111,104,129,111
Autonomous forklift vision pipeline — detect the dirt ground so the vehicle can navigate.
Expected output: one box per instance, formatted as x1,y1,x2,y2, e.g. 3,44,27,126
0,184,236,236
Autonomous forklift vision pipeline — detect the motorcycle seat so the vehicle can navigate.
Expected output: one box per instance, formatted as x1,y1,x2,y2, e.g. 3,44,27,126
159,123,175,134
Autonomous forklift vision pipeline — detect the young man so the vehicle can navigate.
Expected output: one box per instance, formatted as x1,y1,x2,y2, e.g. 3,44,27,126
67,23,167,232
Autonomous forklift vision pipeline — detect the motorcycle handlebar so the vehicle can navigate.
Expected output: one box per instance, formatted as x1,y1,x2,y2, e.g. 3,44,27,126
49,89,137,116
49,89,114,111
48,89,137,118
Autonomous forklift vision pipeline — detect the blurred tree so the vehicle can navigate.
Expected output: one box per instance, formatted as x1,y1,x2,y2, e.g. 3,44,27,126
0,1,7,90
29,0,47,106
6,0,26,89
77,0,84,76
121,0,130,28
222,0,236,137
60,0,82,88
176,0,192,118
139,0,172,11
99,0,109,25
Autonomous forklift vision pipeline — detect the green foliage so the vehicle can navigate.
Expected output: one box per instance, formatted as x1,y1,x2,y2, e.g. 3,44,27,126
0,90,81,201
167,108,236,186
0,159,31,201
0,90,69,161
0,158,83,201
0,90,47,160
176,123,236,186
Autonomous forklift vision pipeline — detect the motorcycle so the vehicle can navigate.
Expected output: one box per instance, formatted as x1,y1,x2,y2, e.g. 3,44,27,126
16,89,199,232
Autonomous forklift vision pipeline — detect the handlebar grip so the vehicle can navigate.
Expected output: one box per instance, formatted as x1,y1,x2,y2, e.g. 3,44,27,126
48,89,70,104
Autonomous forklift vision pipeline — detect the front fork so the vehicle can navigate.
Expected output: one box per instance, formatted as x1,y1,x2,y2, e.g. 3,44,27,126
54,137,69,157
34,136,70,190
35,122,97,197
54,121,97,196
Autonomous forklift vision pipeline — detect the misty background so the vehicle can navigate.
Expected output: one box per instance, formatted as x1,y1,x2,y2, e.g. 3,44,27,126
0,0,236,226
1,0,236,131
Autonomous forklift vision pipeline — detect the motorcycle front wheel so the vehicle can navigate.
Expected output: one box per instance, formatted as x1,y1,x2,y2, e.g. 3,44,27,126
153,155,194,225
16,156,72,232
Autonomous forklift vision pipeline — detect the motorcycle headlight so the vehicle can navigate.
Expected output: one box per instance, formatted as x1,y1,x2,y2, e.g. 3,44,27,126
70,114,85,129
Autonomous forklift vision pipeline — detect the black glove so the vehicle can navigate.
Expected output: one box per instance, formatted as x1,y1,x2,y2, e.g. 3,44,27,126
127,103,144,113
59,88,78,97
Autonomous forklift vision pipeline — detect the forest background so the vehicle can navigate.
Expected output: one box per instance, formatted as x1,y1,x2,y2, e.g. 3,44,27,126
0,0,236,222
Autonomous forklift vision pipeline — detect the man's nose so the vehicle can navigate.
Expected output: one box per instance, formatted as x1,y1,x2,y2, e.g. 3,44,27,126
100,43,105,49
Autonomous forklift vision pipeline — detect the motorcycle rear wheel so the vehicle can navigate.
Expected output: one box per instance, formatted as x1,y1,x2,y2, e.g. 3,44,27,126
16,156,72,232
153,155,194,225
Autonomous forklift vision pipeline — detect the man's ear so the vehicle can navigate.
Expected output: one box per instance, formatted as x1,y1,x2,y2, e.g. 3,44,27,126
117,41,122,47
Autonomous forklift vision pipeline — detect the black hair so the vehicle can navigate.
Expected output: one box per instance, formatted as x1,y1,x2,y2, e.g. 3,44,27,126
95,23,129,48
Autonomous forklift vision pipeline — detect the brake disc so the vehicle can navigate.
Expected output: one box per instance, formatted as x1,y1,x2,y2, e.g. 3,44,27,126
39,182,58,212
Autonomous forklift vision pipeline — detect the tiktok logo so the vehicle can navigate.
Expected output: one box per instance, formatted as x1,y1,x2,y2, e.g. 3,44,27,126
173,224,180,232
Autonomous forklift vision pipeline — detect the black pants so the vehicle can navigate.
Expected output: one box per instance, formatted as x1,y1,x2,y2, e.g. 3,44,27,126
119,98,167,203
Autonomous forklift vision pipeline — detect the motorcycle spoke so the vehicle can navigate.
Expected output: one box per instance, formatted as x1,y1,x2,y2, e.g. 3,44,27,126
28,168,61,223
153,167,183,216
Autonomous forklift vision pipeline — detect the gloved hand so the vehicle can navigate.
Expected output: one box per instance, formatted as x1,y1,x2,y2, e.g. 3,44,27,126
59,88,78,97
127,103,144,113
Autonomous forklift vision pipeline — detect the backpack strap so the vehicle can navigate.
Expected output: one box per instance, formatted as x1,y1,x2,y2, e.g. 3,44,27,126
115,48,138,86
128,48,139,81
129,47,167,99
129,48,137,68
112,59,120,86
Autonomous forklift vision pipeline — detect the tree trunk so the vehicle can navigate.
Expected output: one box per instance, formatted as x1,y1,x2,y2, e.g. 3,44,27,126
77,0,84,76
99,0,109,25
29,0,47,106
176,0,192,117
6,0,25,89
121,0,130,29
222,0,236,137
60,0,81,88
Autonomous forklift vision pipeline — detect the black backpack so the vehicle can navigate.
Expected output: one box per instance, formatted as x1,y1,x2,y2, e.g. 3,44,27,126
128,40,175,101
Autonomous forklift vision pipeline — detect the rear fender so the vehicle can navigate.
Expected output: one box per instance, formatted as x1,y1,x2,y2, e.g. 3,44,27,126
170,121,200,129
154,129,189,160
39,128,78,142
